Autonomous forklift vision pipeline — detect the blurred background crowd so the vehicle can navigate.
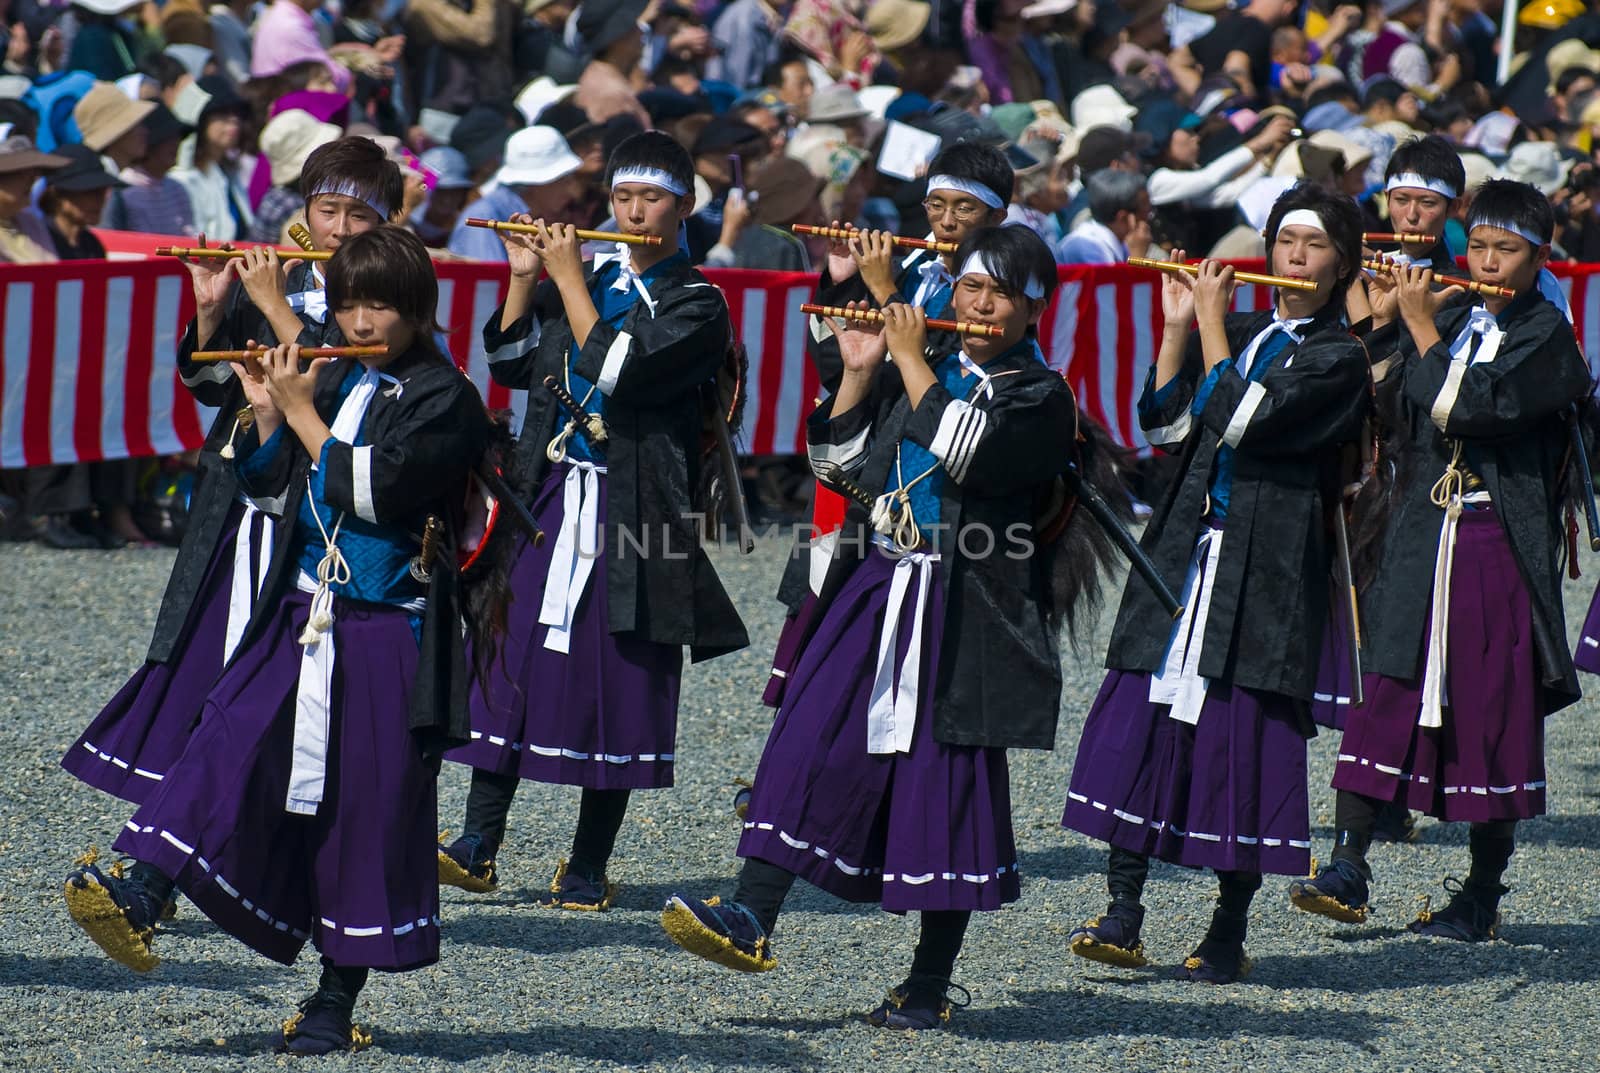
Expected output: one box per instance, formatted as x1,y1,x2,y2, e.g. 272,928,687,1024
0,0,1597,545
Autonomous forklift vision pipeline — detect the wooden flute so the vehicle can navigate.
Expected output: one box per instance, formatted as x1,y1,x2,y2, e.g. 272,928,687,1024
1360,260,1516,298
799,302,1005,338
1125,256,1321,292
464,218,663,246
190,345,389,363
791,224,960,254
1363,232,1438,244
157,244,333,261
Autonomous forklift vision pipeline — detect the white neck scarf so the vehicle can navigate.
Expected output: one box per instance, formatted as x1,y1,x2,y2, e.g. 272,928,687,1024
1236,313,1313,378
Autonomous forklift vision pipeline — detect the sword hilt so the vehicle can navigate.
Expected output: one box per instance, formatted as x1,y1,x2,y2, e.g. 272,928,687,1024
813,462,877,512
408,515,444,583
542,375,608,444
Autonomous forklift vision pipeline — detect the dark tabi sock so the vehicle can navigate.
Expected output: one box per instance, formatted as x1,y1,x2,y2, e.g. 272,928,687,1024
733,857,797,936
316,958,369,1010
907,909,972,989
461,768,521,855
1466,820,1516,906
1107,847,1151,910
126,860,175,917
1210,869,1263,941
1330,790,1378,877
568,788,632,880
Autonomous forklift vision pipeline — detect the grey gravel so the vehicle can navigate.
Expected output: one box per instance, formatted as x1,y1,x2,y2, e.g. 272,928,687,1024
2,533,1598,1072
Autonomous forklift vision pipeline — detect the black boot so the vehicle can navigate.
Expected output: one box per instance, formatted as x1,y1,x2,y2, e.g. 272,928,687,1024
1184,871,1259,984
282,961,371,1055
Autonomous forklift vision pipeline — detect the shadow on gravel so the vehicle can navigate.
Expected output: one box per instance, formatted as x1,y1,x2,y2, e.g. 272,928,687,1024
962,989,1394,1043
1249,927,1600,991
442,911,675,955
0,952,286,992
1017,844,1103,882
1502,814,1600,849
364,1024,812,1065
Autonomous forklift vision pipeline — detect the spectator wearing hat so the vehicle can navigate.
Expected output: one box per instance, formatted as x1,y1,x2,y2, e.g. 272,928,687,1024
449,125,583,261
408,145,477,246
515,0,584,85
102,104,196,234
804,83,870,148
249,110,342,244
0,135,64,264
685,116,769,263
704,156,818,270
169,76,254,241
66,0,147,81
574,0,652,127
1056,168,1151,264
73,81,156,172
251,0,353,94
707,0,792,91
405,0,518,121
41,143,122,259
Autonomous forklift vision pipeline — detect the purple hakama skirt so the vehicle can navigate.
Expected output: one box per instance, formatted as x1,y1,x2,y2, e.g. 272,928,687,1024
1333,511,1545,823
738,547,1020,913
62,501,271,804
1573,574,1600,674
761,593,818,708
1063,670,1313,876
1311,601,1355,730
114,590,440,970
448,462,684,790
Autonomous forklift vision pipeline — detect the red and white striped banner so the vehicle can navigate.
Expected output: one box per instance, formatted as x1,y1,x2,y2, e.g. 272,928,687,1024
4,238,1598,469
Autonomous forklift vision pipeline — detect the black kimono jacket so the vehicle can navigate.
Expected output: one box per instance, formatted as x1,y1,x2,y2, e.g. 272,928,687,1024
1362,293,1589,715
145,267,340,663
805,342,1078,751
1103,304,1371,702
230,348,492,756
483,258,749,663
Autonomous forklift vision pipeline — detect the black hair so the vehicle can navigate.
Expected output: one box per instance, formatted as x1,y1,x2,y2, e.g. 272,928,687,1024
299,135,405,221
325,226,446,356
138,52,189,90
1084,168,1147,224
1363,77,1407,110
1557,65,1597,95
951,225,1058,309
1384,134,1466,198
1467,178,1554,245
760,44,810,88
1263,181,1364,296
1306,83,1358,111
604,129,694,199
925,141,1013,211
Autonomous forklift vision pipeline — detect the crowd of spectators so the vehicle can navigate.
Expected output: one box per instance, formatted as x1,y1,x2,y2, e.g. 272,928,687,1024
1,0,1599,544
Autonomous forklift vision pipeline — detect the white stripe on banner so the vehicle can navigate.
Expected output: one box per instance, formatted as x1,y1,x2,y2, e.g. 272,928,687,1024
1128,282,1154,451
100,275,132,461
0,282,32,468
1049,280,1079,376
147,275,184,455
1094,283,1125,447
50,279,82,463
735,287,766,454
769,286,809,454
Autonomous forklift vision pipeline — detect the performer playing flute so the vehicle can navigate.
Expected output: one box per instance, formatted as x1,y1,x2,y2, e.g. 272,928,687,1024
439,131,748,908
61,140,404,916
1290,181,1590,942
662,226,1124,1029
66,227,496,1054
1061,184,1371,984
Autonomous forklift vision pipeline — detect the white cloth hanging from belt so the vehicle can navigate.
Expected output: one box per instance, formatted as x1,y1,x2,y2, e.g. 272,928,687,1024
910,254,953,309
1235,314,1312,378
538,461,606,653
285,364,383,815
866,549,940,754
1149,528,1225,725
594,244,658,315
223,502,274,663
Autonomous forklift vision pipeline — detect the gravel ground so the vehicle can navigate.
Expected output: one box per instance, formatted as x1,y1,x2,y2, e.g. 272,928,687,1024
3,533,1598,1072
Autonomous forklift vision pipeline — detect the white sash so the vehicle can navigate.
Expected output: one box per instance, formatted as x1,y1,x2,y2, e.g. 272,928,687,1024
538,461,606,654
866,550,939,755
1149,528,1225,725
223,503,274,664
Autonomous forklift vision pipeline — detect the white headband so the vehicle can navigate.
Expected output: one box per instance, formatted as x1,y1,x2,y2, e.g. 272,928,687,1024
307,180,392,223
958,252,1045,299
1385,172,1459,199
1277,209,1328,235
611,165,689,197
926,174,1005,210
1468,217,1548,247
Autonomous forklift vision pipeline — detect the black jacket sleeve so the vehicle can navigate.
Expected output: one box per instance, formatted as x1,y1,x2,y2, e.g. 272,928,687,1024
1401,316,1591,440
571,280,731,404
1196,332,1370,456
899,372,1078,496
482,280,559,390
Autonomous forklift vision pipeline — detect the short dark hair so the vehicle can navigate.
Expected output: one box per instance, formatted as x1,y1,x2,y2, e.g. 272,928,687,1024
1085,168,1147,224
1467,178,1554,246
1363,77,1407,110
299,136,404,221
760,45,810,88
1557,65,1597,95
925,141,1012,210
1384,134,1466,199
138,52,188,90
604,129,694,197
1306,83,1358,111
1263,181,1364,296
326,226,445,352
953,225,1059,310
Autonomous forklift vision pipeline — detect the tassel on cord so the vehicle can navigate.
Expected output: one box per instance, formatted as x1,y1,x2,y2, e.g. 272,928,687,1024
219,406,255,461
299,478,350,645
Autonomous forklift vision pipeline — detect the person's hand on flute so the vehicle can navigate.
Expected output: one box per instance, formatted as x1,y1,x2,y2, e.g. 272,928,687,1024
235,337,283,442
1154,247,1197,392
531,220,600,349
178,233,239,348
254,341,334,459
498,212,546,332
1190,257,1237,373
1392,262,1462,355
851,229,900,306
824,299,888,419
824,218,859,284
881,301,935,408
235,245,309,347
